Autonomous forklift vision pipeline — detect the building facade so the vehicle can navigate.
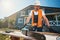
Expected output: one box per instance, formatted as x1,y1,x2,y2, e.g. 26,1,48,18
15,5,60,32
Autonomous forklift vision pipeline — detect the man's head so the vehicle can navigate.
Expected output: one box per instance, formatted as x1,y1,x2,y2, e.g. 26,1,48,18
34,5,40,11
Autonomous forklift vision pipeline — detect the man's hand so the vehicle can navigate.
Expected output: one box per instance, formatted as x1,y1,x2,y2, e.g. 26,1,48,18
24,23,27,26
24,15,32,26
47,24,50,28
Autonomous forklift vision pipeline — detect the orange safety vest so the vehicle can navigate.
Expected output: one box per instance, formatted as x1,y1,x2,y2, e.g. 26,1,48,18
32,9,42,27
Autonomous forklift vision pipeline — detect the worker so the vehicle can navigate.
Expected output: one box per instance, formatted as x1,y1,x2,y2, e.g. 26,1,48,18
24,1,50,32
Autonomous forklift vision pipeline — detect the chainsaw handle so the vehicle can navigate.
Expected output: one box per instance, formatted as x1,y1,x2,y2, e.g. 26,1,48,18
20,24,27,30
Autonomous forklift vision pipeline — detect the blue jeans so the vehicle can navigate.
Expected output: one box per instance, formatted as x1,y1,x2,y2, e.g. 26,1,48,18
32,26,43,32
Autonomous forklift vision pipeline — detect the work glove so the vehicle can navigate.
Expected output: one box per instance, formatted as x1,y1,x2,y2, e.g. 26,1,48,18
45,25,55,32
29,26,34,31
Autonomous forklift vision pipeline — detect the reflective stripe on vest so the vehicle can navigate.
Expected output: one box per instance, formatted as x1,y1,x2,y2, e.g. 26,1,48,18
32,9,42,27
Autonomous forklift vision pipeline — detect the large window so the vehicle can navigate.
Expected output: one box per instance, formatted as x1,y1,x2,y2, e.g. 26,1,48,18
57,15,60,21
20,11,25,16
46,15,57,26
28,10,31,15
57,14,60,25
46,14,60,26
46,15,56,21
18,18,24,24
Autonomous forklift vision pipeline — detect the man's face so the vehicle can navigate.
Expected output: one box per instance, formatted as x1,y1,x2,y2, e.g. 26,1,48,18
34,5,40,10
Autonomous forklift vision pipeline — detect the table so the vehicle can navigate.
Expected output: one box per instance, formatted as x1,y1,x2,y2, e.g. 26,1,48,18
0,31,60,40
0,31,30,40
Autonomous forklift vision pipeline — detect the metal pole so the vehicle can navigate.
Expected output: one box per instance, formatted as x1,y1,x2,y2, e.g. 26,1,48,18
55,15,58,26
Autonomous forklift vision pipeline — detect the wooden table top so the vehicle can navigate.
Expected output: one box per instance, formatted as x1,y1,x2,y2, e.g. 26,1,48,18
29,31,60,36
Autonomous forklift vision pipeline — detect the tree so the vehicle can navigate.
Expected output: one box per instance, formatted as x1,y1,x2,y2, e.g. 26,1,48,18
0,20,3,28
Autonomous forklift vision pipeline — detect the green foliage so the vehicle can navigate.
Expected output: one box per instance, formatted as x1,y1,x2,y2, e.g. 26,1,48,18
9,20,15,25
0,34,10,40
0,20,3,28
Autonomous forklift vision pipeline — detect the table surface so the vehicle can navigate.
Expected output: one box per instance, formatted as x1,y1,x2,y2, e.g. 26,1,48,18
0,31,60,37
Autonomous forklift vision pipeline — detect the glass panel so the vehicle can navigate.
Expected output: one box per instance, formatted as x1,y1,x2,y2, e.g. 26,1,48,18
57,14,60,26
21,11,25,16
18,18,24,24
45,9,54,13
46,15,56,21
57,14,60,21
28,10,31,15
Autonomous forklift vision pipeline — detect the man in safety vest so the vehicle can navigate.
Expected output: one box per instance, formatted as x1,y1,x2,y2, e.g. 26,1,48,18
24,1,50,32
10,1,50,40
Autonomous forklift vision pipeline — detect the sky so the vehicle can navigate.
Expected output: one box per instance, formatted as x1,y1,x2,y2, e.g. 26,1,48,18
0,0,60,19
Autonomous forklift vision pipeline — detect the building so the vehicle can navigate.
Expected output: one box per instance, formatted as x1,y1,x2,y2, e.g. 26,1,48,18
6,0,60,30
15,5,60,32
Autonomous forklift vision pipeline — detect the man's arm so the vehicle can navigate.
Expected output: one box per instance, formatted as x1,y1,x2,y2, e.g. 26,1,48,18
43,15,50,28
24,15,32,25
25,10,32,25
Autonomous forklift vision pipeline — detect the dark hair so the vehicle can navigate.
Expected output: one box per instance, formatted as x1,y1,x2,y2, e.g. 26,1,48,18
30,32,46,40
